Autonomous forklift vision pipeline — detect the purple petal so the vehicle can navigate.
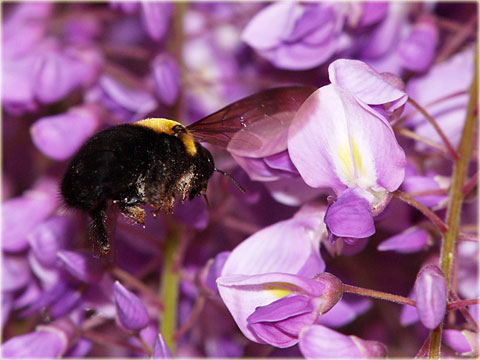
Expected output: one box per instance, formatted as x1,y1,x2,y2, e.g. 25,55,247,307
2,179,59,252
358,3,406,59
217,272,341,345
2,253,31,292
415,265,447,329
357,2,389,27
401,175,448,208
288,84,406,194
317,298,371,328
299,325,362,358
249,322,298,348
397,16,438,73
405,47,474,150
443,329,478,355
264,151,298,174
202,251,230,293
30,105,101,161
2,318,76,358
2,55,38,111
153,333,173,358
114,281,149,331
27,251,61,288
350,336,388,358
328,59,408,111
241,2,295,50
33,47,84,104
110,1,139,14
261,36,337,71
28,215,77,266
57,250,103,283
173,196,209,230
265,177,325,207
231,154,296,182
64,337,92,358
49,288,82,319
140,2,174,41
324,189,375,239
152,53,180,106
400,288,418,326
248,295,313,324
12,281,42,310
2,331,68,358
221,213,325,277
99,75,156,113
377,227,429,253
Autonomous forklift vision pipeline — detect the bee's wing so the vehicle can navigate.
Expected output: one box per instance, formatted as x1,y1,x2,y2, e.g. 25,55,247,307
187,86,316,157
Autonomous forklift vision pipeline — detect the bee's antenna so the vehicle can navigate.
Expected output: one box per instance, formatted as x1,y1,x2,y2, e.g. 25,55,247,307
214,168,246,193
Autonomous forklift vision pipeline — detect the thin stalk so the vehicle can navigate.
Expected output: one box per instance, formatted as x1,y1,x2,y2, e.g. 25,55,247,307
393,191,448,233
447,298,480,311
160,230,180,354
342,284,416,307
395,127,449,156
429,53,478,359
462,173,478,195
81,329,144,353
407,97,459,159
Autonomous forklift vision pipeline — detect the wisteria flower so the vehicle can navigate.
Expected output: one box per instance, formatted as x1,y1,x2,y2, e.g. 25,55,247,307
288,59,407,242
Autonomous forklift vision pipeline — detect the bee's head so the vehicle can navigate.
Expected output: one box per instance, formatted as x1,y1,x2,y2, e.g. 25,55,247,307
189,144,215,200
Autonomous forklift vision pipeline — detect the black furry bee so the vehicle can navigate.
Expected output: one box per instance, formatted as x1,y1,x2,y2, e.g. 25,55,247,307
61,86,315,254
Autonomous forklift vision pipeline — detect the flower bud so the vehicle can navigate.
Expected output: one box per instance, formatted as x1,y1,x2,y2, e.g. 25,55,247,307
414,264,447,329
114,281,149,332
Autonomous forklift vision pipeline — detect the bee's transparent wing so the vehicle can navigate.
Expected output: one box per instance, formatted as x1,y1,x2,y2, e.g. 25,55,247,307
187,86,316,157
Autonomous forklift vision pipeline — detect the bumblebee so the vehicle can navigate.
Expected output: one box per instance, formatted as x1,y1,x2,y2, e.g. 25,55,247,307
61,86,315,254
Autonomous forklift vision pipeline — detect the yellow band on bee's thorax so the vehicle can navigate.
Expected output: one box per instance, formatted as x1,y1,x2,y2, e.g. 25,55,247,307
134,118,197,156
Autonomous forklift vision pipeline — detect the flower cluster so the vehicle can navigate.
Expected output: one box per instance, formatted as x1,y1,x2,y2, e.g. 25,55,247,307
2,2,478,359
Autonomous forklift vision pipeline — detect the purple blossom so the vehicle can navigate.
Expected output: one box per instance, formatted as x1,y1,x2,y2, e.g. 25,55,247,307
298,325,387,358
152,53,181,106
414,265,447,329
377,227,430,253
242,3,347,70
30,105,102,161
288,59,407,243
397,15,438,72
2,318,77,358
442,329,479,356
114,281,150,332
217,272,342,348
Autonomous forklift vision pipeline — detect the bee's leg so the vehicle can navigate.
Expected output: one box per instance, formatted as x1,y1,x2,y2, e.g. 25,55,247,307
119,196,146,225
89,207,110,255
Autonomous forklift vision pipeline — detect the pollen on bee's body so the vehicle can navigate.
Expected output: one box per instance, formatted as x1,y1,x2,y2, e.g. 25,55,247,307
134,118,197,156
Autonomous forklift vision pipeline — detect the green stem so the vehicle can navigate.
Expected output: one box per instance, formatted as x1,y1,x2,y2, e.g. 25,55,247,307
428,53,478,358
160,230,180,354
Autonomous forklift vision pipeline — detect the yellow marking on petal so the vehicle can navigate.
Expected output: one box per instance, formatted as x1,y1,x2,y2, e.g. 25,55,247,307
351,138,364,177
263,282,298,299
134,118,197,156
337,142,355,183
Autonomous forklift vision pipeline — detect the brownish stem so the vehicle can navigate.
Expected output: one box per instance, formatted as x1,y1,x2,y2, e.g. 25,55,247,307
407,97,459,160
342,284,416,307
394,127,449,156
393,191,448,233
